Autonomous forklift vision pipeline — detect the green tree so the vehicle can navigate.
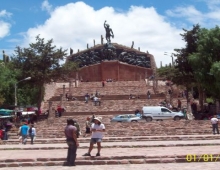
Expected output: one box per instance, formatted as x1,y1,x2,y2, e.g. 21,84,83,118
174,24,200,86
189,26,220,101
11,35,78,109
0,60,17,105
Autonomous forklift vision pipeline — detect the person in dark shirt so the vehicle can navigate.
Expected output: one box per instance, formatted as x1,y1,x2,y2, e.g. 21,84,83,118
64,118,79,166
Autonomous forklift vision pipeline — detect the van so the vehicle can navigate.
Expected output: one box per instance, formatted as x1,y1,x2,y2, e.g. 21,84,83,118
142,106,184,122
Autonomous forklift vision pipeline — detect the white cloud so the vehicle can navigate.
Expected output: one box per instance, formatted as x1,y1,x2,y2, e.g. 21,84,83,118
166,6,204,24
0,10,12,39
166,1,220,27
204,0,220,10
0,21,11,38
23,1,185,67
41,0,53,13
0,10,12,18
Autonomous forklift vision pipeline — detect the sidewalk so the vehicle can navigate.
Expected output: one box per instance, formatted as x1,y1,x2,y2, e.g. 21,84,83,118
0,145,219,160
0,163,220,170
1,139,220,149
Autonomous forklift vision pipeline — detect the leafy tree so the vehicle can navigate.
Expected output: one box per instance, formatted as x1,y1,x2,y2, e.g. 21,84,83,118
0,60,17,106
157,25,201,111
11,35,78,109
174,24,200,86
189,26,220,101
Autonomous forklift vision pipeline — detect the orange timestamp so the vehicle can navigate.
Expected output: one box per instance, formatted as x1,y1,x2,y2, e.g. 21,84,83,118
186,154,220,162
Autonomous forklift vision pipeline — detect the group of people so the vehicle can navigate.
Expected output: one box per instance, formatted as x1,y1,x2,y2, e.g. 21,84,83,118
64,114,105,166
65,93,77,101
0,119,13,140
18,121,36,145
85,92,101,106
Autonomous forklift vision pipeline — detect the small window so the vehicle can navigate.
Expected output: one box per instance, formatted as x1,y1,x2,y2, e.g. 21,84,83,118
161,108,171,113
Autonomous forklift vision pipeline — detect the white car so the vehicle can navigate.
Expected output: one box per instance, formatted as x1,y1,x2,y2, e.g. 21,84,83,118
111,114,142,122
142,106,184,122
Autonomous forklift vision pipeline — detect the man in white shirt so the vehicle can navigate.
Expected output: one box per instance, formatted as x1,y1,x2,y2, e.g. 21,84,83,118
94,96,101,106
83,117,105,156
211,115,219,135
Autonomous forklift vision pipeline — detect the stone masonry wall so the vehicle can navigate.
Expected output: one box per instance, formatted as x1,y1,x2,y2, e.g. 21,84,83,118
41,82,71,110
78,61,152,82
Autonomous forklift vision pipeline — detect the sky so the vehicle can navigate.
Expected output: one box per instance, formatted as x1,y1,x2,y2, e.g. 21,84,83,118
1,0,220,67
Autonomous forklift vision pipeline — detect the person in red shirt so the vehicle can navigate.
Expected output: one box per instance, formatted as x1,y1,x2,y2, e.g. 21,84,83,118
57,106,63,117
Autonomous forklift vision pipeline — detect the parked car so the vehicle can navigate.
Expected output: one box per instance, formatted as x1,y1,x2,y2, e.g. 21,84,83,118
142,106,185,122
111,114,142,122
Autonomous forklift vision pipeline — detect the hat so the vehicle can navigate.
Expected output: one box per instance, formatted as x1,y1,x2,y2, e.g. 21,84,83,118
93,117,102,123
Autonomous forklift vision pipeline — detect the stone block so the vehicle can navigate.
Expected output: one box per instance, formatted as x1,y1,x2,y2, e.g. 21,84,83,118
76,160,93,165
175,158,187,163
5,159,15,163
93,160,106,165
45,162,56,166
33,162,45,166
19,162,34,167
7,163,19,167
145,159,160,163
160,158,176,163
36,158,50,162
0,164,7,168
106,160,119,165
129,159,145,164
119,160,130,164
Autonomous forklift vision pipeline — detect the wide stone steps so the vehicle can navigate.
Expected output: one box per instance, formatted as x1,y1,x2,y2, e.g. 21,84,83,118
49,94,165,101
7,118,212,141
4,135,220,144
78,81,147,88
7,128,213,140
45,99,170,112
55,85,151,96
0,141,220,168
2,140,220,149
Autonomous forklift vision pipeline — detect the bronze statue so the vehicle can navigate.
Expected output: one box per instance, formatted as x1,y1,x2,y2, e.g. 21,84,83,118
104,20,114,43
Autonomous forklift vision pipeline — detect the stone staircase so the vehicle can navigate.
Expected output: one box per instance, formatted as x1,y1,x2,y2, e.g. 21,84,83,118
42,80,169,114
5,115,214,143
0,81,215,169
0,115,219,168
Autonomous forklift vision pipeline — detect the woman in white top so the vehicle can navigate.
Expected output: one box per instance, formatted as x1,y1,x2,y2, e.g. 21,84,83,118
29,124,36,144
83,117,105,156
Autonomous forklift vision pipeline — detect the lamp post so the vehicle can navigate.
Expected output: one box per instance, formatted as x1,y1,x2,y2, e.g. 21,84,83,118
164,52,175,66
14,77,31,106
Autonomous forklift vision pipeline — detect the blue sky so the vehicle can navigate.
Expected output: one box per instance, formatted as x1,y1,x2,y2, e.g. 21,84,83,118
1,0,220,66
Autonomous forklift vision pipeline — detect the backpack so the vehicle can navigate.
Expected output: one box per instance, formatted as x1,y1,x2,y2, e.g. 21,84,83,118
29,127,32,134
73,122,80,138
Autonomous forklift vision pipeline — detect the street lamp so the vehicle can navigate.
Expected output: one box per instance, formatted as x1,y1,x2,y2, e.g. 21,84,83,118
15,77,31,106
164,52,175,66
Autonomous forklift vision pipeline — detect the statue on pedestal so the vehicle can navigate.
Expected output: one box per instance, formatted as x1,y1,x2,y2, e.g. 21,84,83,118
104,20,114,43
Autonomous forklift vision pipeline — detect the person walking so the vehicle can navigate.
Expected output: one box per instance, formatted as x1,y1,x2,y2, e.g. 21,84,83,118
57,106,63,117
20,121,29,145
83,117,105,156
64,118,79,166
177,99,182,110
29,124,36,145
102,80,105,87
211,115,219,135
147,91,151,99
85,93,89,103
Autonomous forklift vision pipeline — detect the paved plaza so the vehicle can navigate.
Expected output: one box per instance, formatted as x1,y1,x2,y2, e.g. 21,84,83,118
1,163,220,170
